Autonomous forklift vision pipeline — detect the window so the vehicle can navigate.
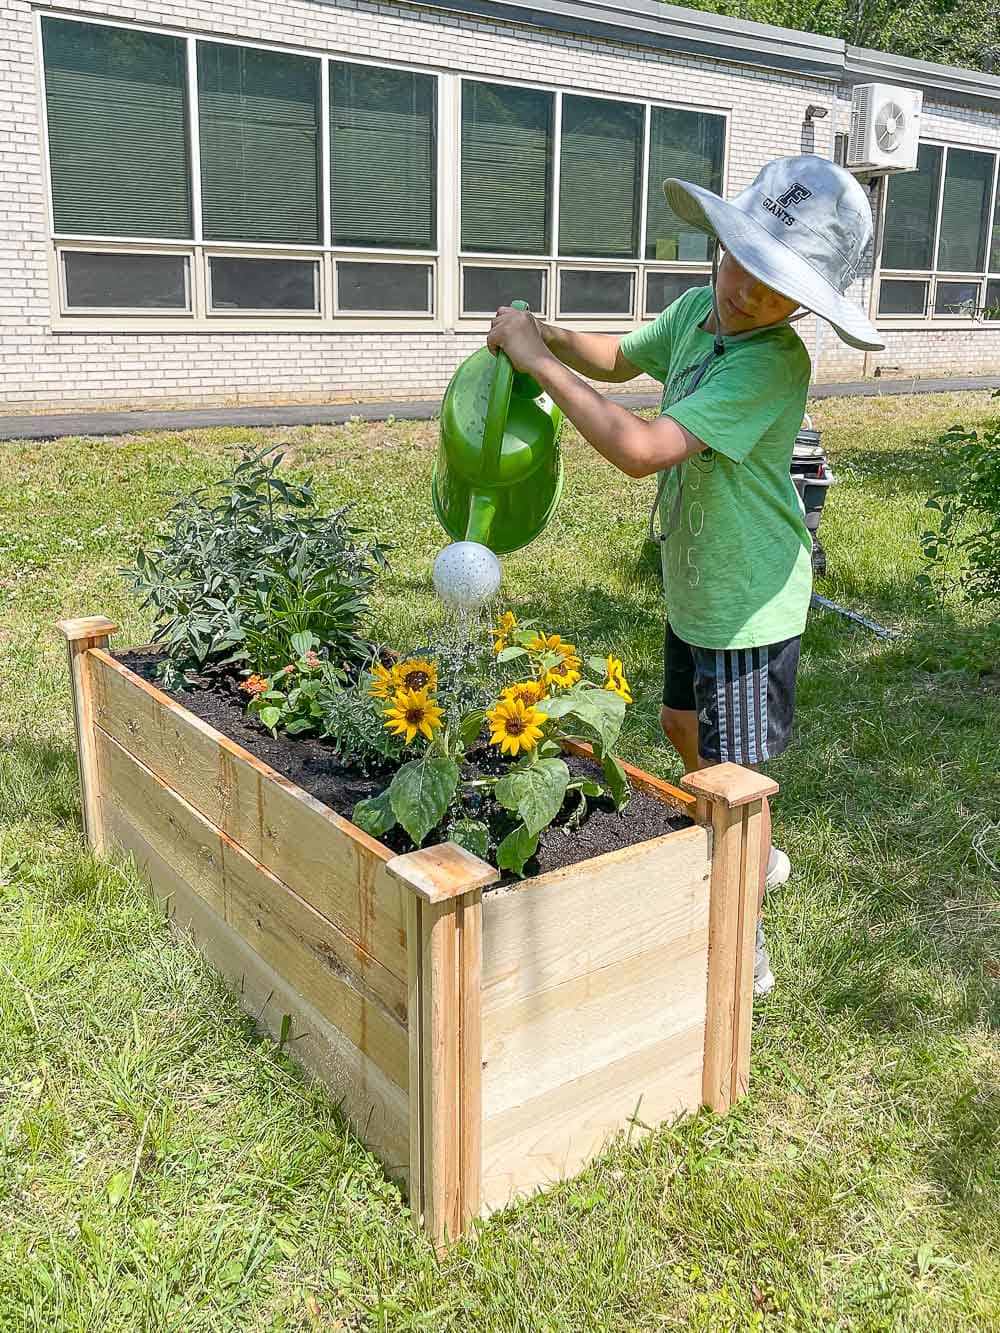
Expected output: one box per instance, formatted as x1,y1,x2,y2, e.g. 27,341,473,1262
559,269,635,316
645,107,725,262
461,82,553,254
336,261,433,312
209,257,318,311
330,63,436,250
198,43,321,244
62,251,190,310
559,95,643,258
986,280,1000,319
42,19,191,238
462,266,547,315
879,141,1000,324
644,271,707,316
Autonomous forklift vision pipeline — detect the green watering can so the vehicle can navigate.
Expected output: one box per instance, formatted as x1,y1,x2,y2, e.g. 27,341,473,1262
433,301,564,555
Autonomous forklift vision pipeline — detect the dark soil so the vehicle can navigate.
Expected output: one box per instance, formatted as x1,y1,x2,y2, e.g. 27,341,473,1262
117,650,692,883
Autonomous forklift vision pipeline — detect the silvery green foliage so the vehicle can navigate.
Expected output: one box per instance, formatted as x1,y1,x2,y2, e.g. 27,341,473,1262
321,678,404,775
123,443,389,686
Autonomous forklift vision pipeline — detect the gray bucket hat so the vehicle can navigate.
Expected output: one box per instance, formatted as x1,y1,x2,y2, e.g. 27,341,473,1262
664,154,885,351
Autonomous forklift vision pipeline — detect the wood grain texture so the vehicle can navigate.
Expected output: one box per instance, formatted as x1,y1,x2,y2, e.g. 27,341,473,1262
732,803,763,1103
701,801,745,1113
103,800,410,1179
682,763,778,809
97,727,409,1092
481,824,711,1202
387,843,499,904
57,622,117,852
89,650,408,982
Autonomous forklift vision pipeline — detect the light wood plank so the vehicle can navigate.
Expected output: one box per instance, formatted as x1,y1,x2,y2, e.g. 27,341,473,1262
481,1022,704,1214
89,649,408,981
56,621,118,852
682,763,778,810
104,801,410,1179
458,891,482,1234
96,727,409,1092
482,823,709,1016
701,800,743,1113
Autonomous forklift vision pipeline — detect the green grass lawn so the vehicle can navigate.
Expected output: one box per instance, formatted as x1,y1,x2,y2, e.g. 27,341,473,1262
1,391,998,1331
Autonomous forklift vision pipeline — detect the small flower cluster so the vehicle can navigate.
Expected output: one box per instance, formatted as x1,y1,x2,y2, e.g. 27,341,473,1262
370,657,444,745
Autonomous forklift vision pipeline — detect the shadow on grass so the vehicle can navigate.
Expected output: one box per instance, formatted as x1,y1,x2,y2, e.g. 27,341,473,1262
0,734,80,829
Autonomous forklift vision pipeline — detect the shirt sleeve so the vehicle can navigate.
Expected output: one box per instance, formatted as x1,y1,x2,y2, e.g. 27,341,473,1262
664,337,811,463
619,306,673,383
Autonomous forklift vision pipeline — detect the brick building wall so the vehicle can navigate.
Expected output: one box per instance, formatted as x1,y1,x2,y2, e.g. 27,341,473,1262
1,0,997,411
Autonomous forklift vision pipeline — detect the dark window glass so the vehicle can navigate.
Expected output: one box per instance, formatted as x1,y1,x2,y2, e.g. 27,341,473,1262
462,266,546,314
645,271,707,315
42,19,191,238
991,178,1000,272
461,82,553,254
331,63,436,249
985,279,1000,319
209,257,317,311
936,148,993,272
559,95,643,258
877,278,927,316
933,280,980,317
337,261,432,312
559,269,634,315
645,109,725,262
198,42,320,244
63,251,189,309
882,143,942,270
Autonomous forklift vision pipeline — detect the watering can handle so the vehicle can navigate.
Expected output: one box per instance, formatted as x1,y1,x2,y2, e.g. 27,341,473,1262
481,299,529,480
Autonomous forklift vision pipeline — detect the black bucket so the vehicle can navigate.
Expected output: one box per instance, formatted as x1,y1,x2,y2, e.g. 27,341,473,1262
790,419,835,575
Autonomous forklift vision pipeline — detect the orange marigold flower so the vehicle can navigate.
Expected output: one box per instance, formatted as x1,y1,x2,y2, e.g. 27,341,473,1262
240,674,268,696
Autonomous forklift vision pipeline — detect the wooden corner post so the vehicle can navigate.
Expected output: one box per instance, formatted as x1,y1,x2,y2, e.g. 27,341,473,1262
387,844,499,1248
681,763,778,1114
55,616,119,854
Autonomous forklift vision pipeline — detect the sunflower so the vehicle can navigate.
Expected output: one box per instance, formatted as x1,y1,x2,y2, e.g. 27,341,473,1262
382,687,444,744
501,678,548,708
394,657,439,694
528,631,577,660
492,610,518,654
487,697,545,757
542,656,582,691
604,668,633,704
368,660,398,700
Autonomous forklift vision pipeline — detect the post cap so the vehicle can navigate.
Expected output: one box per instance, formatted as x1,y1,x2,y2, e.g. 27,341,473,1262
55,616,119,642
681,762,778,809
386,842,500,904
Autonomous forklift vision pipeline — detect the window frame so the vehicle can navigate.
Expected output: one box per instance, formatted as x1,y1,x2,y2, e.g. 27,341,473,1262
876,138,1000,331
454,73,729,328
36,10,441,331
59,245,193,315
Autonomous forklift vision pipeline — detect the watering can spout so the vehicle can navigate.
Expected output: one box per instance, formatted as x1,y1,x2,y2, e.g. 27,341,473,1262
433,301,564,556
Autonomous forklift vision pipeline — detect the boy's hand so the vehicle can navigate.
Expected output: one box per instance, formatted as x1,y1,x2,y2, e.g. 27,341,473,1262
487,306,552,374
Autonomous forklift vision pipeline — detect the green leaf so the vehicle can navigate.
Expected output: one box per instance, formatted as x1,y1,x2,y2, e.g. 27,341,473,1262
496,823,539,876
275,1236,299,1259
494,758,570,837
534,694,575,720
352,789,396,838
258,706,281,730
564,690,626,753
587,655,609,674
284,717,314,735
291,630,317,658
389,758,460,845
219,1259,244,1287
459,709,487,750
573,779,603,797
496,646,528,663
601,752,630,812
450,818,490,860
107,1171,129,1207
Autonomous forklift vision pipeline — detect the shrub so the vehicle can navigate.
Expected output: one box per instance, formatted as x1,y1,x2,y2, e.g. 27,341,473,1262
920,401,1000,608
124,444,389,687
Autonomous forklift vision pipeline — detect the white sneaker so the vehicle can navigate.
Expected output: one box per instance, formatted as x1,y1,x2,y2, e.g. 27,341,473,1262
765,846,791,891
754,920,775,997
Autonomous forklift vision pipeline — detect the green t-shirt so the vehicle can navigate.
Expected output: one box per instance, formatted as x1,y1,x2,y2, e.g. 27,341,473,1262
621,285,813,650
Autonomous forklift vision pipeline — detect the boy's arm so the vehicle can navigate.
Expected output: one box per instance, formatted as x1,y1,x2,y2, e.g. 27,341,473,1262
538,322,643,384
489,306,706,478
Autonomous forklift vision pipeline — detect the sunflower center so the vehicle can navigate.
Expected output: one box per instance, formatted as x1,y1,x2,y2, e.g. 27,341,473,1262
405,707,426,724
403,670,430,690
505,718,526,736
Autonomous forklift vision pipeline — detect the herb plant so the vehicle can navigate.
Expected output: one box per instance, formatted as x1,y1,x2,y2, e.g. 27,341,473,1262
124,444,389,688
242,632,346,736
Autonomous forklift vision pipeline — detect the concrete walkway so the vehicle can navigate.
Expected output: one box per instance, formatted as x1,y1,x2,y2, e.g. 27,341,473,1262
2,374,997,442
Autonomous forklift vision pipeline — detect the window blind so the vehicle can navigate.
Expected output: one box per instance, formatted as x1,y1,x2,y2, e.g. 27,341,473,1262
559,95,643,258
461,82,553,255
936,148,993,273
330,63,436,249
882,143,942,271
198,42,321,244
42,18,191,238
644,108,725,262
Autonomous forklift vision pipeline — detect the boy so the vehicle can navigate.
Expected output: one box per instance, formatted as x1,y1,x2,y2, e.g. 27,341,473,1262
487,154,884,994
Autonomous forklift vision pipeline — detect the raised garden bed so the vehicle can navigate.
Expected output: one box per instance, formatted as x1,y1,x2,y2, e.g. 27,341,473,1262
58,615,776,1245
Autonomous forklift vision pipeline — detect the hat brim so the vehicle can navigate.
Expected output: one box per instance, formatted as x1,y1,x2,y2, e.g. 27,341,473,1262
664,178,886,352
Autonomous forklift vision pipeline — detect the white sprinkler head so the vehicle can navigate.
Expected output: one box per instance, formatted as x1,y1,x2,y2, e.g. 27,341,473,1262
432,541,502,610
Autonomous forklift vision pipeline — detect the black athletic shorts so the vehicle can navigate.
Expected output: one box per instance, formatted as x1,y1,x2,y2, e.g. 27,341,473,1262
661,622,800,765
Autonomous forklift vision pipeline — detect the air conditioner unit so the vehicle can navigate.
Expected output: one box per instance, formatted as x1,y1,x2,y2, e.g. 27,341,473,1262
846,84,922,174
